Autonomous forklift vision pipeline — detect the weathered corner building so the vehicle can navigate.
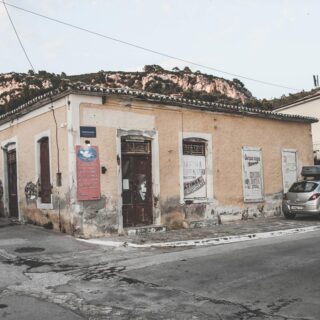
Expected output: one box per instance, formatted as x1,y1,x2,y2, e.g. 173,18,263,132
0,86,316,237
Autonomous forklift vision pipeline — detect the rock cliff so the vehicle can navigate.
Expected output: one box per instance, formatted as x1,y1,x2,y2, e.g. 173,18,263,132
1,65,312,113
0,66,253,114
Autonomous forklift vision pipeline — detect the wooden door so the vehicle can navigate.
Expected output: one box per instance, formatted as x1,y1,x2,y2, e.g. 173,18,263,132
39,137,51,203
121,140,152,227
7,149,18,218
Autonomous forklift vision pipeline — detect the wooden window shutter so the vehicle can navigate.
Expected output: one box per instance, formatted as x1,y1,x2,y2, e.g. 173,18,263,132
39,137,51,203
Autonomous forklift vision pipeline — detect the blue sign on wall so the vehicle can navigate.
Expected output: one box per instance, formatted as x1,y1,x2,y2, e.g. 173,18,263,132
80,126,96,138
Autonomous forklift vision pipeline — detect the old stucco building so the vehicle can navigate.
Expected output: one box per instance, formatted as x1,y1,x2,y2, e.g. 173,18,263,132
0,86,316,237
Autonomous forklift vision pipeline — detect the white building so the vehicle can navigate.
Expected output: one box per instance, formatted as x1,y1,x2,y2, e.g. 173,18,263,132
275,91,320,162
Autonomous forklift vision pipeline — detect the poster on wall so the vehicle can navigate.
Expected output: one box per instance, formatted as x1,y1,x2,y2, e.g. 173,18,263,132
282,150,298,193
76,145,101,201
242,147,264,202
183,155,206,198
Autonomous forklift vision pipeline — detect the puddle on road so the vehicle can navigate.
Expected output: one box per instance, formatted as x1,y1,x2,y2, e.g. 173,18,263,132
3,257,53,269
14,247,45,253
2,257,78,274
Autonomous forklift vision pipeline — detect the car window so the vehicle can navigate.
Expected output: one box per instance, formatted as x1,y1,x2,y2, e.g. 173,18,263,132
289,181,319,193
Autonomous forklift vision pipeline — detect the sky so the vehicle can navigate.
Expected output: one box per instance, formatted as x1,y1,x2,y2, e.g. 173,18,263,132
0,0,319,99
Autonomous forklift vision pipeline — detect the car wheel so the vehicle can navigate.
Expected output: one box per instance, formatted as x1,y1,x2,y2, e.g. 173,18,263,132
284,211,296,219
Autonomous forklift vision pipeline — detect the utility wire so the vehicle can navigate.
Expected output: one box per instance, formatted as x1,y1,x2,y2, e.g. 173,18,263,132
3,1,299,91
2,1,35,72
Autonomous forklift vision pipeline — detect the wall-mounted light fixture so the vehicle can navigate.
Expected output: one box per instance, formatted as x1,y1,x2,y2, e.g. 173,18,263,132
101,166,107,174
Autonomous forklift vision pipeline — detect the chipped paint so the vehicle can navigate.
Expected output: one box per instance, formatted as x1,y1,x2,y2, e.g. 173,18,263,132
0,92,314,237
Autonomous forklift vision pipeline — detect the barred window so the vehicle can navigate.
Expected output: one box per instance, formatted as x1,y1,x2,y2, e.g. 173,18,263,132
183,141,205,156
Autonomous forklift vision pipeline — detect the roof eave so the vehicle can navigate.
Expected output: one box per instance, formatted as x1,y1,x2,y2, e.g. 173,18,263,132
0,86,317,126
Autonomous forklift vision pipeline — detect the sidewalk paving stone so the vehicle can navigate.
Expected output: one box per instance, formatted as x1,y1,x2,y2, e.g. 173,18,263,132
103,216,320,245
2,216,320,247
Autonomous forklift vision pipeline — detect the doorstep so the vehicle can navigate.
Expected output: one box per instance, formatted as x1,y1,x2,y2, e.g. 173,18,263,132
125,225,167,236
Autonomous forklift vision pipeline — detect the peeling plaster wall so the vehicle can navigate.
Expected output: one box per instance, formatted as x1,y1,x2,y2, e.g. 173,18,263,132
78,101,158,236
0,93,314,237
78,96,313,234
157,110,312,227
0,99,71,232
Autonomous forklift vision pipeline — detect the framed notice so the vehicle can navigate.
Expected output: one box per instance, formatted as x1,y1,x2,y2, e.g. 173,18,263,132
242,147,264,202
282,149,298,193
76,145,101,201
183,154,206,198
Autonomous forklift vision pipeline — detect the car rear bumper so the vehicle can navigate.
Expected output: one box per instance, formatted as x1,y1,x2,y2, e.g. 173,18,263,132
282,202,320,214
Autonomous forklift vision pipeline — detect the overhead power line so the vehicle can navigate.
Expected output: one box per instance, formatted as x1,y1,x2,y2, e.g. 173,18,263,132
3,1,299,91
2,1,35,72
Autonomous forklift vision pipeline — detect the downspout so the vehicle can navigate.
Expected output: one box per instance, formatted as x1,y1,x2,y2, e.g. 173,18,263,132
50,97,62,231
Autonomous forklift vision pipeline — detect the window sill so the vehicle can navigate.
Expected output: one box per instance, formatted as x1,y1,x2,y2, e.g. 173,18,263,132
182,198,213,205
244,198,264,203
36,198,53,210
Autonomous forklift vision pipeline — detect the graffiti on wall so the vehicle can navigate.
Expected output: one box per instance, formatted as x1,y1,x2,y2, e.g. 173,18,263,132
25,182,38,201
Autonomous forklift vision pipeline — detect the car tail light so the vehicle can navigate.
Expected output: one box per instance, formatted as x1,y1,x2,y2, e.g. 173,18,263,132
283,193,288,200
308,193,320,201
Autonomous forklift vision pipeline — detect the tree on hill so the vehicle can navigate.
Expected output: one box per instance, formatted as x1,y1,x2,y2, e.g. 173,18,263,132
144,65,164,73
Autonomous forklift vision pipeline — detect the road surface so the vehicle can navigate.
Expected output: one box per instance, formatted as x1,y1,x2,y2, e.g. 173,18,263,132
0,223,319,319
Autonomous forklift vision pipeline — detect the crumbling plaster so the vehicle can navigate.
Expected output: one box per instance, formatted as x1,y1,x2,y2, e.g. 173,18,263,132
0,93,314,236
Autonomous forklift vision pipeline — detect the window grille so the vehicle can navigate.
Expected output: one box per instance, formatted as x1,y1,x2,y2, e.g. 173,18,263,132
183,141,205,156
121,141,151,154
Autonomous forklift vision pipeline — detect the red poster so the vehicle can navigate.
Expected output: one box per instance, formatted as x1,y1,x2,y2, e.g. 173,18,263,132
76,145,101,201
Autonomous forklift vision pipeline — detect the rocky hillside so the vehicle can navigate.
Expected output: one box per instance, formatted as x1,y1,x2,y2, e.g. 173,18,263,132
0,65,313,114
0,65,254,114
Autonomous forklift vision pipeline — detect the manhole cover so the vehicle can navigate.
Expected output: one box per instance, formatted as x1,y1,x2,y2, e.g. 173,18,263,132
14,247,45,253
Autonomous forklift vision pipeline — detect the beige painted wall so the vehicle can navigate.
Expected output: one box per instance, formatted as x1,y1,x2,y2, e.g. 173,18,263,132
0,93,313,236
0,103,69,230
80,96,313,211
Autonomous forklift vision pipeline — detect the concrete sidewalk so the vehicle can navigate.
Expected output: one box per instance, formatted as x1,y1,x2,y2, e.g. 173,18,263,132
79,216,320,248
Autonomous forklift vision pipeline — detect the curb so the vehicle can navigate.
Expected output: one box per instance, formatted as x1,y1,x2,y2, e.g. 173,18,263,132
77,225,320,248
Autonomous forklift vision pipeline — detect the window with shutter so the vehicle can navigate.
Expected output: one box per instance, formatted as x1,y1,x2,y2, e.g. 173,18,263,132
39,137,51,203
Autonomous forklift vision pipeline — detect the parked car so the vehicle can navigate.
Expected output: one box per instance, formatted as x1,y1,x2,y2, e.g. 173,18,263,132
282,180,320,219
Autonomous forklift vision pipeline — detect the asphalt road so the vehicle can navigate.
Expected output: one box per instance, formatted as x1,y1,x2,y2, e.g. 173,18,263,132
0,223,320,319
122,232,320,319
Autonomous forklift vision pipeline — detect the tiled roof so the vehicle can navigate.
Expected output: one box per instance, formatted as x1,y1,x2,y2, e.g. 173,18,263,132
0,85,317,124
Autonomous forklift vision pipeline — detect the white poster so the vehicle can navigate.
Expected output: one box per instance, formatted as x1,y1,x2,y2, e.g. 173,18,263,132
242,147,264,202
183,155,206,198
282,150,298,193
